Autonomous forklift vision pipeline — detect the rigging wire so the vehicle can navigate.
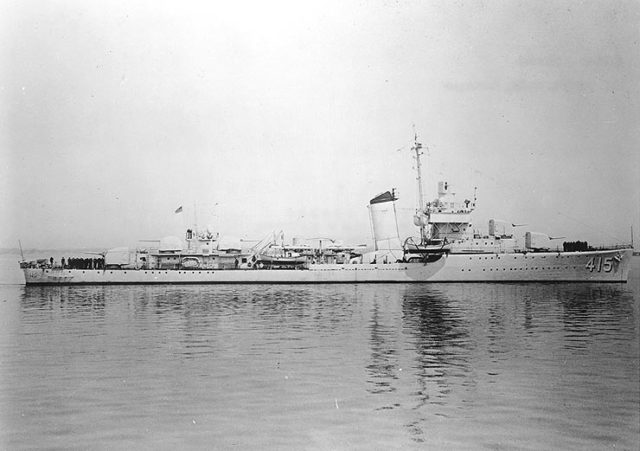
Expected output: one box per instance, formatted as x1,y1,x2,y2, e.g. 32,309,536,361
471,167,630,244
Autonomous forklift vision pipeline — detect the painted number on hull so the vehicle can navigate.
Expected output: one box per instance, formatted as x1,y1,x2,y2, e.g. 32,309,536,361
586,257,613,272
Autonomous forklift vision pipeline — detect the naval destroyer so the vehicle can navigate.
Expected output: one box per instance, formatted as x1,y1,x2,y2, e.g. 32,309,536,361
21,136,633,284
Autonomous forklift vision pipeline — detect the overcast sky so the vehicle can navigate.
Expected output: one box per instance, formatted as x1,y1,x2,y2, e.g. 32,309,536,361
1,0,638,250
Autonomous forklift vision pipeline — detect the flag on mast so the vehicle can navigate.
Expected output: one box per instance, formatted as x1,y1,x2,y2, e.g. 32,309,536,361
174,206,183,214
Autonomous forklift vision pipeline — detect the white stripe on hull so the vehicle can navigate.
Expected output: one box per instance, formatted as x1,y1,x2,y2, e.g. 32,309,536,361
23,249,632,285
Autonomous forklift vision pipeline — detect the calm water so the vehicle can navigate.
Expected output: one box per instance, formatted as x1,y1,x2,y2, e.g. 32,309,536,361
0,255,638,450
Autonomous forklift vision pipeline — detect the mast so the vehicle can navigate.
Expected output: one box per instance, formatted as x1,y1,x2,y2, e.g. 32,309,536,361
413,131,425,212
412,129,427,243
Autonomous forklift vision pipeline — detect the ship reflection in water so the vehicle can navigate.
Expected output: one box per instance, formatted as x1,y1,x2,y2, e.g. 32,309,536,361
3,279,638,449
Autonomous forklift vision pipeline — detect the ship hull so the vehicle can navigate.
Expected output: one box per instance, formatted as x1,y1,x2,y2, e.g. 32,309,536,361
22,249,632,285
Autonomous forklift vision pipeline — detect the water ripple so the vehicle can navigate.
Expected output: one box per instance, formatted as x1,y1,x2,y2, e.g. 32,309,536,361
0,269,638,449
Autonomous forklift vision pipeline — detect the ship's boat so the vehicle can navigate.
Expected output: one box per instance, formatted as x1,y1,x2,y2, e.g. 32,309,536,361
254,254,306,268
403,237,449,261
181,257,200,268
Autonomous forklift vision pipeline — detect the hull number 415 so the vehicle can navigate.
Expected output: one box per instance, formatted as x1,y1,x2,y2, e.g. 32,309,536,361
586,257,613,273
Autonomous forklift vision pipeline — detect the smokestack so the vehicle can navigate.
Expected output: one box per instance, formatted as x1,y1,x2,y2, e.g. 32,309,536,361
368,189,402,252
